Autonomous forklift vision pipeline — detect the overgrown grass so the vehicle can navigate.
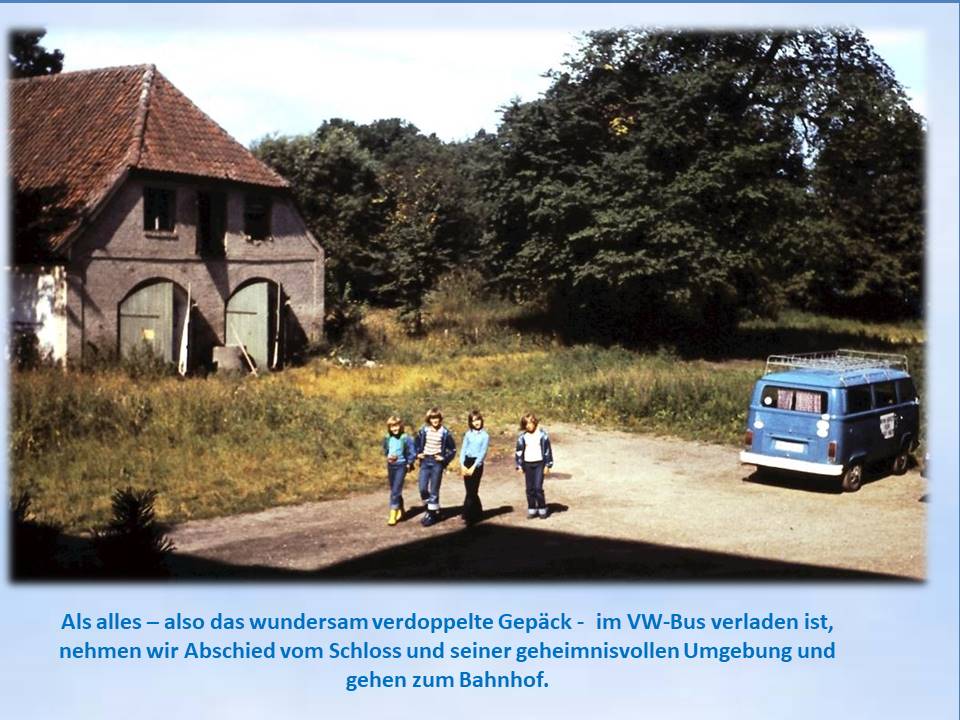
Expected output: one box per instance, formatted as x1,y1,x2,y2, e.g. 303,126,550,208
741,309,925,346
10,303,925,532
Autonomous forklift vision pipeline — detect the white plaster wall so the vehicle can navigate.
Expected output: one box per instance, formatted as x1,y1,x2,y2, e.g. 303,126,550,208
10,266,68,363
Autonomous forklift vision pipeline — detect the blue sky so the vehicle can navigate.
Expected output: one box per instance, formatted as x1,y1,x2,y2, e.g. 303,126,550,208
32,15,925,147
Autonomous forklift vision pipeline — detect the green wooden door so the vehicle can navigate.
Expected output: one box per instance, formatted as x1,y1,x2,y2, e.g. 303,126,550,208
119,281,174,361
226,281,271,371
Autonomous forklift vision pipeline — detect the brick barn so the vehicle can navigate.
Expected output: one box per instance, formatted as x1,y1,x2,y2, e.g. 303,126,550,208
9,64,324,370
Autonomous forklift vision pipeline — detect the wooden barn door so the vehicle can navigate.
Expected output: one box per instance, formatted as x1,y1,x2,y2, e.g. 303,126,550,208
226,281,276,371
119,281,175,361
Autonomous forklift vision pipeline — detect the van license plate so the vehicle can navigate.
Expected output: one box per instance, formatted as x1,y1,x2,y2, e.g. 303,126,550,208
774,440,805,453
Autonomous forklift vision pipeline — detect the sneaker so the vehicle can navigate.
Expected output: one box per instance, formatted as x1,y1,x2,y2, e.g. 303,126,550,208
387,509,398,526
421,510,439,527
395,506,404,523
538,508,549,519
527,509,537,519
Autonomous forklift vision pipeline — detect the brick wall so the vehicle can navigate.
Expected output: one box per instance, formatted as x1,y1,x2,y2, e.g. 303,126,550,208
67,172,324,367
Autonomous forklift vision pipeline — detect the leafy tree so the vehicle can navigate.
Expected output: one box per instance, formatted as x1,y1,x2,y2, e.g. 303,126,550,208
801,35,925,319
253,125,388,302
254,119,489,330
9,29,63,78
485,29,923,343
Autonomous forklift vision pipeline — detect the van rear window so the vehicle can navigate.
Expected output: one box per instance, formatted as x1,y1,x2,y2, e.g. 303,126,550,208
760,385,828,413
845,385,872,414
874,382,897,407
896,378,917,403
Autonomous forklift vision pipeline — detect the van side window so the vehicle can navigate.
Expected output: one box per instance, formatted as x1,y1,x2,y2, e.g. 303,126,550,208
896,378,917,403
874,382,897,408
760,385,827,413
846,385,872,414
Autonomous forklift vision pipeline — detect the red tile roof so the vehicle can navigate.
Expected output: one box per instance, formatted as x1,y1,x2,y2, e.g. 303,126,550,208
10,65,288,256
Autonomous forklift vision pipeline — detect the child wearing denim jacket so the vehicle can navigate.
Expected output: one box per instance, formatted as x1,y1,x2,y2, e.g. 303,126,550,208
382,415,416,526
414,407,457,527
515,412,554,519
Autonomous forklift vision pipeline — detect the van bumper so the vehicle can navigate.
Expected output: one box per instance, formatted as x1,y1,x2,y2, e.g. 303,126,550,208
739,451,843,476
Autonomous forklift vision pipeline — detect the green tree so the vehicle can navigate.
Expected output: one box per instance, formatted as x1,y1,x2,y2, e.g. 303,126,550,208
802,34,925,319
254,119,490,328
253,125,389,303
9,29,63,78
485,28,924,343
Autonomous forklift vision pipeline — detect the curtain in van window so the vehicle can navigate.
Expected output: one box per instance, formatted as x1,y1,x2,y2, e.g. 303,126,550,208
776,389,795,409
794,391,822,413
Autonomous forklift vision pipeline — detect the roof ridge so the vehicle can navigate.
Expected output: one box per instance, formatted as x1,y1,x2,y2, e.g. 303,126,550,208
10,64,154,84
126,64,156,167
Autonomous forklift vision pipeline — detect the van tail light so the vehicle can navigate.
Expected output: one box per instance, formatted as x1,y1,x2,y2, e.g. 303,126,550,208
828,441,837,462
744,430,753,448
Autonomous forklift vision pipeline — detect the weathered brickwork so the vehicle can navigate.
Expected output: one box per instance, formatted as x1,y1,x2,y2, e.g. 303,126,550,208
68,173,323,367
12,66,324,369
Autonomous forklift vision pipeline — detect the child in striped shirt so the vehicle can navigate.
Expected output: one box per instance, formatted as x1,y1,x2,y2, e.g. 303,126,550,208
414,407,457,526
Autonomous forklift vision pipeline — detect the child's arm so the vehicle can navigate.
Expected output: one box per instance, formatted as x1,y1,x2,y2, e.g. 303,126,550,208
475,431,490,466
515,434,524,471
414,428,425,459
404,436,417,467
542,431,554,468
441,430,457,467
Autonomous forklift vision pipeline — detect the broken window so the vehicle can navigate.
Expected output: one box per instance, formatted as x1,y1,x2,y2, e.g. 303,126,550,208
244,194,271,240
144,187,176,232
196,191,226,256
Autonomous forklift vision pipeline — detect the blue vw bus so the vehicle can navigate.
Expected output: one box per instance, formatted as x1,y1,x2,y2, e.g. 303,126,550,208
740,350,920,492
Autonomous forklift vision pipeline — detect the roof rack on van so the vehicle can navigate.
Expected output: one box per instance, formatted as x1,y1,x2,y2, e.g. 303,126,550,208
764,349,908,379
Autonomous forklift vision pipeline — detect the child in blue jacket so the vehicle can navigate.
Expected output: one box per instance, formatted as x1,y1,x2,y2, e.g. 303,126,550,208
459,409,490,525
515,412,554,519
415,407,457,527
382,416,416,526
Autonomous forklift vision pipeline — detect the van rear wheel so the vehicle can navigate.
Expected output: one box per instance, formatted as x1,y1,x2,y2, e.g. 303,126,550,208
891,450,910,476
841,463,863,492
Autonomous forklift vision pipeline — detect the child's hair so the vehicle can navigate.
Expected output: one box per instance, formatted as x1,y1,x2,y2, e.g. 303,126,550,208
424,407,443,423
520,412,539,430
468,409,484,428
386,415,403,432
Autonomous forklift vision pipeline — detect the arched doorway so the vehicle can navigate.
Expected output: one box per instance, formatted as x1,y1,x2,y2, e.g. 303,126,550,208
118,280,188,363
225,280,283,371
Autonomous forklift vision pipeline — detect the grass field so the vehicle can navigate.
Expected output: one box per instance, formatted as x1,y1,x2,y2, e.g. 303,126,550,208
10,303,925,532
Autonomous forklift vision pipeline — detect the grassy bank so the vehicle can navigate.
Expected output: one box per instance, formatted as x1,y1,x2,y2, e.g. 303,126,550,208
10,307,925,532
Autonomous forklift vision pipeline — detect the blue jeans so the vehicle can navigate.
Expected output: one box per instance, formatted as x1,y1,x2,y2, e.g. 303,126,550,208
523,461,546,509
418,457,444,511
387,462,407,510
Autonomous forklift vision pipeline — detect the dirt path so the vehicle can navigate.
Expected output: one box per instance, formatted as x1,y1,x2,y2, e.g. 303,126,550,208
167,424,925,580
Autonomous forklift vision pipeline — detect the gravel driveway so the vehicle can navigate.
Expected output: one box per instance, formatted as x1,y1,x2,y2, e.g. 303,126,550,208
168,424,925,580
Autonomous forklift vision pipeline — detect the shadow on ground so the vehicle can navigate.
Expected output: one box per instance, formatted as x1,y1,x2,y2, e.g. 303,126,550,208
14,499,916,583
741,463,913,495
15,522,910,583
155,521,907,583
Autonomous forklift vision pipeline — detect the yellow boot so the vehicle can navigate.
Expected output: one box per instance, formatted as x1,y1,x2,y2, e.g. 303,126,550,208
387,509,398,526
